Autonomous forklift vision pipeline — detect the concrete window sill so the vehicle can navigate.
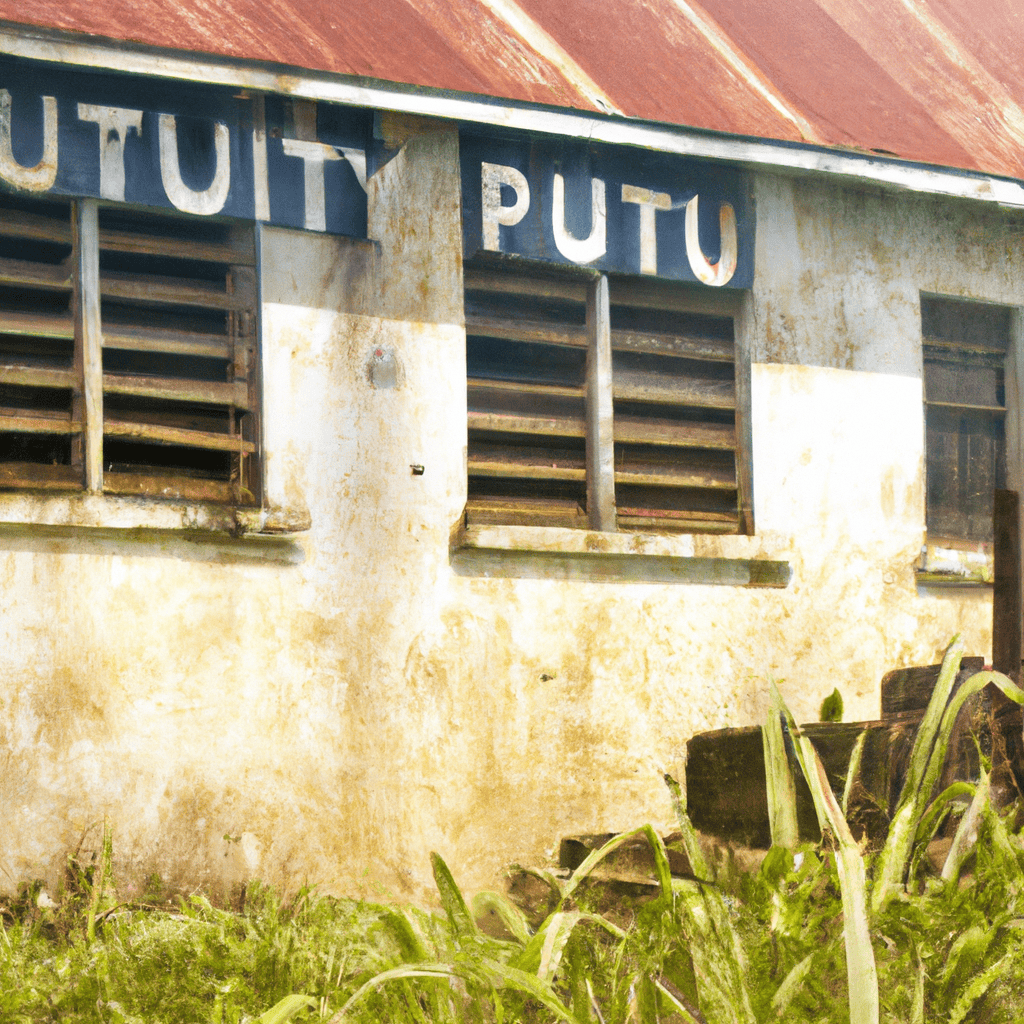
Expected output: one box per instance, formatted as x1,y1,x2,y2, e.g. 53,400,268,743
0,493,311,559
915,542,993,588
451,524,792,587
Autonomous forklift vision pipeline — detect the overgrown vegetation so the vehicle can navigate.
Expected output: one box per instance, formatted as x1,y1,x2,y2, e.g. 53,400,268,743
5,636,1024,1022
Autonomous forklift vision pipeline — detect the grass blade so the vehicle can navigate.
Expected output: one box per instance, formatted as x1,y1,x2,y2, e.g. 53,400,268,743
471,890,532,946
770,951,815,1017
918,670,1024,815
331,964,463,1021
900,636,964,807
946,950,1011,1024
380,907,433,963
664,773,756,1019
655,979,705,1024
775,684,879,1024
942,767,989,882
256,994,317,1024
763,691,799,848
516,911,625,978
664,773,711,881
911,945,924,1024
872,636,966,912
842,728,868,817
559,824,672,905
430,852,477,939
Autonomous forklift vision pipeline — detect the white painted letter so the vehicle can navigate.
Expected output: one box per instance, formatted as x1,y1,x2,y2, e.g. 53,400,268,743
281,138,343,232
251,96,270,221
0,90,57,192
621,183,670,275
553,173,605,264
77,104,143,202
481,162,529,251
685,194,737,287
158,113,230,216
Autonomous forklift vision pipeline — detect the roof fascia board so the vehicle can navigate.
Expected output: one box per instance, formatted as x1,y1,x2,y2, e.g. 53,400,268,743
3,22,1024,210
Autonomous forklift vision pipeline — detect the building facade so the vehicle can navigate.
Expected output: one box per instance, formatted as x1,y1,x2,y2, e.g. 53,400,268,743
0,18,1021,901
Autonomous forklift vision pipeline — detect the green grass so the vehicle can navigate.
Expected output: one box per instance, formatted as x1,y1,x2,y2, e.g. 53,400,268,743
5,636,1024,1022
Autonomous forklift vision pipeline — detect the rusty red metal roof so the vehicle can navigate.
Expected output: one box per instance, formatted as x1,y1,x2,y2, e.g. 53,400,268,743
4,0,1024,181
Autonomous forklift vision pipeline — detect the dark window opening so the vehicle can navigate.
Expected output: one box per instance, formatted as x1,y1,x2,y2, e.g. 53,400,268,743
922,295,1009,545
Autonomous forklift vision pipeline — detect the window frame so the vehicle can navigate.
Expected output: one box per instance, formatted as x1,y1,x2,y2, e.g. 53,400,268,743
0,192,263,509
918,293,1014,585
463,255,753,537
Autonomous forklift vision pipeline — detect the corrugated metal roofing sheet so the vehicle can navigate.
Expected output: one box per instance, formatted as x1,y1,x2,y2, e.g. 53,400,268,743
4,0,1024,180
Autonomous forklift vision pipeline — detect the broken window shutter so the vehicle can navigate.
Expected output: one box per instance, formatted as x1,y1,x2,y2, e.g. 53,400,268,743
0,192,80,489
464,259,743,535
609,279,740,533
465,261,589,528
97,206,260,504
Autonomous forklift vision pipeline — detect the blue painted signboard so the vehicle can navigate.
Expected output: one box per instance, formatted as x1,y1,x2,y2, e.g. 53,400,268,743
460,131,754,288
0,55,369,236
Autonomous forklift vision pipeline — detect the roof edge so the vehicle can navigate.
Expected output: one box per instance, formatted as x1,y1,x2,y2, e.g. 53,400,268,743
3,20,1024,209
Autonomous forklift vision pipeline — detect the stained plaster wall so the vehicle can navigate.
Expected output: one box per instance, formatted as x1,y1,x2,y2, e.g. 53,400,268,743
1,120,1022,903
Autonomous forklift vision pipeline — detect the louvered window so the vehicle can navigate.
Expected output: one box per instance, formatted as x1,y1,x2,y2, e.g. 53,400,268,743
0,189,259,503
465,258,747,533
923,296,1008,544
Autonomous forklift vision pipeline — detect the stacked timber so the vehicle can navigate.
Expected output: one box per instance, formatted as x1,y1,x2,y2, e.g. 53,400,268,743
684,656,1024,849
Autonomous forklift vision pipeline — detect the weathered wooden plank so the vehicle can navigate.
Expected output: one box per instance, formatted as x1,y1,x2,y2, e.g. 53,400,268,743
0,462,80,490
587,275,616,531
617,512,738,533
468,378,584,400
613,370,736,409
466,314,587,348
925,399,1005,413
101,324,231,359
0,365,75,389
0,409,77,434
104,419,256,453
466,314,734,364
924,335,1007,358
609,276,741,318
465,496,588,529
469,447,585,480
880,658,986,720
616,506,738,526
0,207,72,246
103,374,249,410
100,269,250,311
468,409,585,438
686,721,906,847
0,309,74,339
0,256,71,291
464,268,587,303
103,471,235,503
98,226,255,266
614,415,735,449
611,328,733,362
615,460,735,490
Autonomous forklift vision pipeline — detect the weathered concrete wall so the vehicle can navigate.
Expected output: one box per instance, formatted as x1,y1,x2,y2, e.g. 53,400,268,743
0,129,1019,904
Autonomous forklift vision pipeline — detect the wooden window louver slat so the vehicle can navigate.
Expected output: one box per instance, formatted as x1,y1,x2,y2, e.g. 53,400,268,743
0,189,259,503
0,192,79,490
464,259,743,533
